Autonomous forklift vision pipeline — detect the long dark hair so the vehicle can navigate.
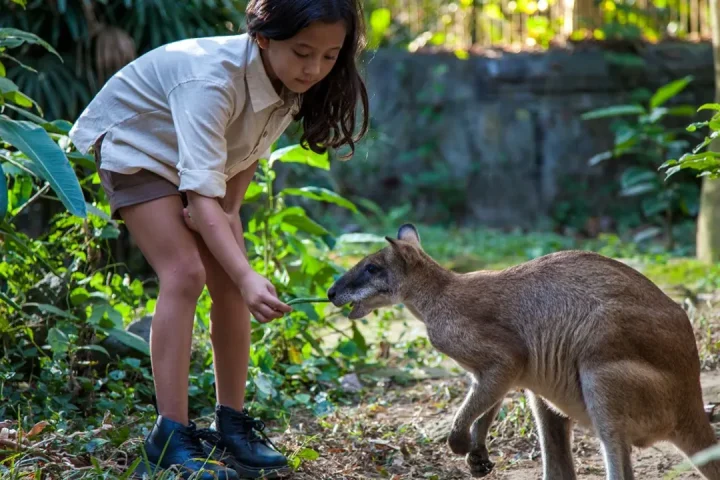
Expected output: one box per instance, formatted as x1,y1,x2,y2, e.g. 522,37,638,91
245,0,369,158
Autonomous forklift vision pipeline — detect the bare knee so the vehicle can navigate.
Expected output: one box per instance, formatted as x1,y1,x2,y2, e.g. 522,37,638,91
158,256,206,299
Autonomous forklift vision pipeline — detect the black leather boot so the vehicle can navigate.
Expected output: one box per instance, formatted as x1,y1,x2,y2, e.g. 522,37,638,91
203,405,291,479
135,415,239,479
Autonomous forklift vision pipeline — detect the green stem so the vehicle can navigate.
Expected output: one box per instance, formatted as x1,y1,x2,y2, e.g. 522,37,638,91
286,297,330,306
263,162,273,278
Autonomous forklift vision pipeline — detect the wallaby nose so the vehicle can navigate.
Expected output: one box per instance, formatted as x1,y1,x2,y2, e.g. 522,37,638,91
327,286,336,302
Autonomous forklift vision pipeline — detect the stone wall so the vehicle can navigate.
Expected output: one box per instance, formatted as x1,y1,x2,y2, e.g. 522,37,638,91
327,42,715,229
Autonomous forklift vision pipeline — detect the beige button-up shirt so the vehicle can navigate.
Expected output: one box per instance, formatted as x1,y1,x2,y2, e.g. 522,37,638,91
69,33,301,198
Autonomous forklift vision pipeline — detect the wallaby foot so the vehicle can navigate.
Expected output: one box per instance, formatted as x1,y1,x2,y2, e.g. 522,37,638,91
466,451,494,478
464,400,503,477
527,391,577,480
447,373,511,456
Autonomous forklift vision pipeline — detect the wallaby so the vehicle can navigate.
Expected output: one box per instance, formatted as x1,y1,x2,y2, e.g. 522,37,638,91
327,224,720,480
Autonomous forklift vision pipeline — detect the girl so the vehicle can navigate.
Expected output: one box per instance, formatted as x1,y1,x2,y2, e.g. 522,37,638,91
69,0,369,478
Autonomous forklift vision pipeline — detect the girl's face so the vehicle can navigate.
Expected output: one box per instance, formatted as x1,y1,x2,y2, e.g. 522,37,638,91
257,21,347,94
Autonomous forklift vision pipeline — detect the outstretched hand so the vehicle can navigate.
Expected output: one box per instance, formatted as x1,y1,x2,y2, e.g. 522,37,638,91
239,270,292,323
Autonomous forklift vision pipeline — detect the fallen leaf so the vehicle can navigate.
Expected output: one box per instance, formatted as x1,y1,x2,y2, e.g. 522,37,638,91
26,421,49,439
368,438,401,450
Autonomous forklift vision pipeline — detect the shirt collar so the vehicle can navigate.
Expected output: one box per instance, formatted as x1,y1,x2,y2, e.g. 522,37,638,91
245,37,300,114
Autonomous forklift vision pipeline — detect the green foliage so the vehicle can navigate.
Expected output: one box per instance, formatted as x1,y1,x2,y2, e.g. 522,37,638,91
581,76,700,249
0,26,86,219
661,103,720,180
0,0,246,120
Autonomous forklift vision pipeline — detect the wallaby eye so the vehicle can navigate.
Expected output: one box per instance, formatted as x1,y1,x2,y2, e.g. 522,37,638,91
365,263,380,275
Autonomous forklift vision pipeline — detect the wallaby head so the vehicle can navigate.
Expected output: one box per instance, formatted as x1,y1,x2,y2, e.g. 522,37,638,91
327,223,425,319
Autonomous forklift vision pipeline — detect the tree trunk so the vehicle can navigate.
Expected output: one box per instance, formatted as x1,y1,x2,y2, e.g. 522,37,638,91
696,0,720,263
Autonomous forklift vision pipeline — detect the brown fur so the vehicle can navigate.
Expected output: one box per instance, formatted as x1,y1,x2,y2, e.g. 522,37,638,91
327,224,720,479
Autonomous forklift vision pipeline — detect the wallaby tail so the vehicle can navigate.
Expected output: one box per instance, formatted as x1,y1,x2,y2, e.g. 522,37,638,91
673,411,720,480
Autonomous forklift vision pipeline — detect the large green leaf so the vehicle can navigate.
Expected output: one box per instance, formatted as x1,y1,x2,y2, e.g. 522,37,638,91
47,327,71,354
243,181,265,203
269,144,330,170
0,77,18,95
280,187,358,212
581,105,646,120
0,163,6,220
698,103,720,112
108,328,150,356
0,115,86,217
281,214,329,236
270,207,329,236
620,167,659,193
650,75,692,109
0,28,60,59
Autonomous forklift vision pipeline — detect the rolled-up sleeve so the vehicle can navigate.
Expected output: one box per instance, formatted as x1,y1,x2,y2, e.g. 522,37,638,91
167,80,240,198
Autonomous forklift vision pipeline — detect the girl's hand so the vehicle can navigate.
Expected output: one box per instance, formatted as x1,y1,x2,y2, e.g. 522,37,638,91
239,270,292,323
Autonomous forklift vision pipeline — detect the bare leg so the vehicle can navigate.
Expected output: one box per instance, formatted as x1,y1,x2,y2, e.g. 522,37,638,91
196,236,251,410
465,400,503,477
526,391,577,480
118,196,206,425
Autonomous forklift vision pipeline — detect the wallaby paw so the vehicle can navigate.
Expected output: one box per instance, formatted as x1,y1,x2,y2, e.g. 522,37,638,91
447,429,471,456
467,451,494,478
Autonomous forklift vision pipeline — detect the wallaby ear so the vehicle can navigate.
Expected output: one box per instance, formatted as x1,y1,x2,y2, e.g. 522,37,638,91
385,233,420,266
397,223,421,246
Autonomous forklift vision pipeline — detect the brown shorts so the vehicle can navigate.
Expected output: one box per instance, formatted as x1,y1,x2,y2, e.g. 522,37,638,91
93,134,184,220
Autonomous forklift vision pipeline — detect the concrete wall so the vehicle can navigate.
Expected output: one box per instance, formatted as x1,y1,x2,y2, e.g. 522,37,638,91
328,42,715,228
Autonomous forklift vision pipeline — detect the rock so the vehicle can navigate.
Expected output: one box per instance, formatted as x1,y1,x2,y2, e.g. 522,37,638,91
340,373,363,393
128,315,152,343
26,272,68,307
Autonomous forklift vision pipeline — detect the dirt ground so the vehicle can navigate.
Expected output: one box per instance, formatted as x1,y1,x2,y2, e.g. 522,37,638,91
270,368,720,480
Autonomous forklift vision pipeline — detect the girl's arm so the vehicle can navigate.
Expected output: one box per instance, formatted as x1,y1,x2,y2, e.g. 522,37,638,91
186,190,291,322
166,80,290,322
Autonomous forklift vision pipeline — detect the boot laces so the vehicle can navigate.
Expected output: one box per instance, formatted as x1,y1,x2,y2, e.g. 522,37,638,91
180,422,216,458
229,409,279,449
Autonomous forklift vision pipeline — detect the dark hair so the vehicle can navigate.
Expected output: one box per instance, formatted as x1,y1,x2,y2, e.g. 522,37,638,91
245,0,369,159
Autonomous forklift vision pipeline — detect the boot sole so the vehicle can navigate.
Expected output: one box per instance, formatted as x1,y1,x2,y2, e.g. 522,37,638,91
203,446,291,479
131,459,239,479
222,456,292,479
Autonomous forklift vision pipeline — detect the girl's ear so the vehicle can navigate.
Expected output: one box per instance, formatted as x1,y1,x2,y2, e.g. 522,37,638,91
256,34,270,49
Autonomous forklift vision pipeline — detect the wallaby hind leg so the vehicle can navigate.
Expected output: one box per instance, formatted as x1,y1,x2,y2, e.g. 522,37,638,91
580,370,635,480
465,400,503,478
672,407,720,480
527,391,577,480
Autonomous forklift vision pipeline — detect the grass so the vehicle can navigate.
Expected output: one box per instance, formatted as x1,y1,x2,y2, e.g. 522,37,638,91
3,222,720,479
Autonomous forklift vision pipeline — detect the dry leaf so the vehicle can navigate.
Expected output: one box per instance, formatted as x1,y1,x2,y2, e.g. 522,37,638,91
26,421,49,439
